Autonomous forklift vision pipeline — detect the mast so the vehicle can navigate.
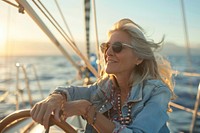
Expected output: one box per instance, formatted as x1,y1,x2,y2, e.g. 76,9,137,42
84,0,91,60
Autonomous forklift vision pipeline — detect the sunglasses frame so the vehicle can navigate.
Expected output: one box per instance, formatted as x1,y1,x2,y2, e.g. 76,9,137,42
100,42,134,53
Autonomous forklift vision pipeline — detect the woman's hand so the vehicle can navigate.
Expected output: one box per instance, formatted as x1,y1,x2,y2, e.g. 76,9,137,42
30,94,63,129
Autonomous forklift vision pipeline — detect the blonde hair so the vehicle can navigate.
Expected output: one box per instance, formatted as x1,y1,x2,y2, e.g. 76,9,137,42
99,18,176,100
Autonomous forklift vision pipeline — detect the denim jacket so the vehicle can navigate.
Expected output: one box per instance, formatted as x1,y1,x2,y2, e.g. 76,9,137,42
54,79,171,133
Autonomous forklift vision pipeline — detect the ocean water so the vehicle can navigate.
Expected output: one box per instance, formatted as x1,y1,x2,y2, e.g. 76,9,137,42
0,55,200,132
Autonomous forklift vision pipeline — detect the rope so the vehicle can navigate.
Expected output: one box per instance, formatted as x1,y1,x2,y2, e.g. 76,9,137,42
2,0,19,8
92,0,101,74
18,0,80,71
180,0,192,69
54,0,75,44
33,0,76,48
31,0,98,77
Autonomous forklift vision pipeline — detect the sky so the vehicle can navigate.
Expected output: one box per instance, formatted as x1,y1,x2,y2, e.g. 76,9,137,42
0,0,200,56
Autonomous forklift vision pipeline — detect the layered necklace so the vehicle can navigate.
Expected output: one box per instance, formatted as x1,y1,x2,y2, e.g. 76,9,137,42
116,92,132,125
109,85,132,125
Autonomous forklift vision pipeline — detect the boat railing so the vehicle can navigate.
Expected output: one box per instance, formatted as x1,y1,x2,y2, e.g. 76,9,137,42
170,70,200,133
15,62,44,110
190,83,200,133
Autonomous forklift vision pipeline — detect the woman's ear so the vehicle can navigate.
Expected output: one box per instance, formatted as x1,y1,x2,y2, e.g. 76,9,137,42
136,58,143,65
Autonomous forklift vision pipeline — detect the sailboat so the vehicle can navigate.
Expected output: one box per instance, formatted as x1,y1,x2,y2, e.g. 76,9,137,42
0,0,200,132
0,0,99,132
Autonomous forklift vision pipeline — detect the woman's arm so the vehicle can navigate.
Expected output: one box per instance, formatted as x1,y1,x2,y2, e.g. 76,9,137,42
30,83,99,129
54,83,98,101
62,99,115,133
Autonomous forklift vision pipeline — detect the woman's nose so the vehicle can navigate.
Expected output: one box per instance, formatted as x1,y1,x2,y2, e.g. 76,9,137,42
106,45,113,56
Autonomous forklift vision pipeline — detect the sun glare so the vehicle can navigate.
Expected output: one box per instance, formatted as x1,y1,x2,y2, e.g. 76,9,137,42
0,25,6,55
0,26,6,45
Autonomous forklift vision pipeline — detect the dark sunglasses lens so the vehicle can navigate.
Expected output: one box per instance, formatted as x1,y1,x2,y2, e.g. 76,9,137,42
112,42,122,53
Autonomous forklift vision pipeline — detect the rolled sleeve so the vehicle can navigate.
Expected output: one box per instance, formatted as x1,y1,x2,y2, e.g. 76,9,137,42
53,83,98,101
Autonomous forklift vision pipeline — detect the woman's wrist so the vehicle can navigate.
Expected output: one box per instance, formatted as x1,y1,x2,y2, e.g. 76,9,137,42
49,92,67,120
50,90,67,101
83,103,98,125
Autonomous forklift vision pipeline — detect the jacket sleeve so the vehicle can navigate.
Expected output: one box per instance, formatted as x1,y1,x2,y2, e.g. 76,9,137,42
53,83,98,101
113,86,171,133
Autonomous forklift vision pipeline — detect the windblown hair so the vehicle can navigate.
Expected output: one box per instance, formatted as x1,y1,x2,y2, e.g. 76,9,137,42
99,18,176,100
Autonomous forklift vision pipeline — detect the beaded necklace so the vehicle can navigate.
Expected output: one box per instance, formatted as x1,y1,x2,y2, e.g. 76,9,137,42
116,92,132,125
109,85,132,125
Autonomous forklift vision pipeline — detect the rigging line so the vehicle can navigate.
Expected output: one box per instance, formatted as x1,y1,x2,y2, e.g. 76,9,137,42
18,0,80,70
21,0,98,77
34,0,89,71
92,0,100,74
180,0,194,99
35,1,86,58
180,0,192,68
36,0,98,77
54,0,76,44
35,0,77,49
37,0,76,48
2,0,19,8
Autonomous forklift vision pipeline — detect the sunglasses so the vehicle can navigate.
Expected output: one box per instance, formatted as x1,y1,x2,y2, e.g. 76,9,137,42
100,42,134,53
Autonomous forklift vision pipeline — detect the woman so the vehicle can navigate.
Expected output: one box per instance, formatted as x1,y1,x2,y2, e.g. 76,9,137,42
31,18,176,133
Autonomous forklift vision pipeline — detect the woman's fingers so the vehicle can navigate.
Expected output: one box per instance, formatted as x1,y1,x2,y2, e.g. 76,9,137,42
30,104,36,116
36,103,48,124
31,103,42,123
43,108,53,129
54,108,61,122
30,94,67,128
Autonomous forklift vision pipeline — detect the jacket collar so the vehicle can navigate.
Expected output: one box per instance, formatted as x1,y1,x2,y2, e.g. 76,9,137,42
127,81,144,103
100,78,144,103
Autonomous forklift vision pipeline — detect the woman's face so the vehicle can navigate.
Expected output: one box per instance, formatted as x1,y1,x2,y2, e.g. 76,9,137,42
105,30,141,77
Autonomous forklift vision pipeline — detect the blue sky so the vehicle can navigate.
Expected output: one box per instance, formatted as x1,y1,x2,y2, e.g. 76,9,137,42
0,0,199,55
95,0,200,45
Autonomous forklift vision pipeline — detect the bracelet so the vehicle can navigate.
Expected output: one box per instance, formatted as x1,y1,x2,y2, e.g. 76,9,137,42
49,91,67,120
83,104,93,120
60,97,67,121
83,104,98,125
